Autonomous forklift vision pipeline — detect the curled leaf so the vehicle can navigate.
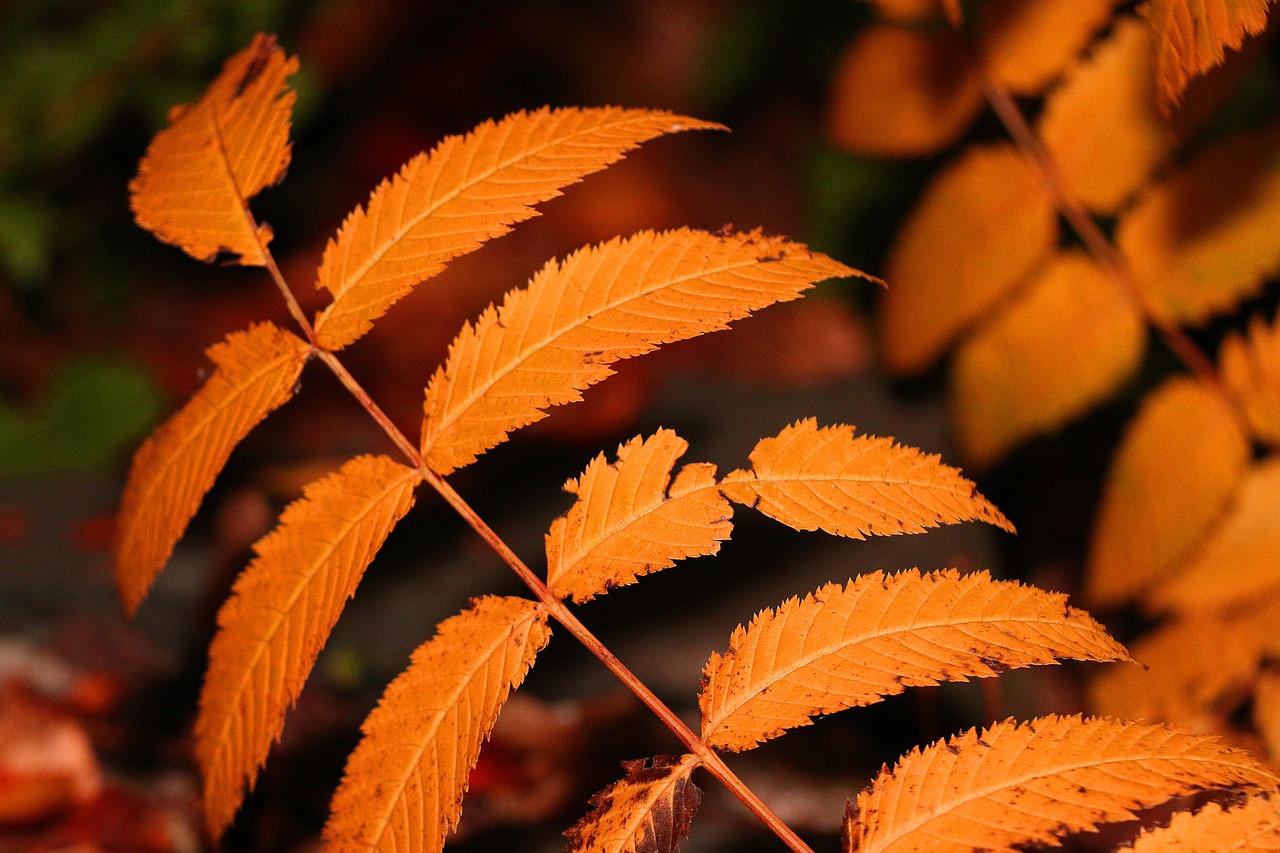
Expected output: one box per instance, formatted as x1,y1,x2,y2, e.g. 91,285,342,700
564,754,702,853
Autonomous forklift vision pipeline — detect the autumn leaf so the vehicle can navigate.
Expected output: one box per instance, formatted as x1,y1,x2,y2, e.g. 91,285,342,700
420,229,862,474
976,0,1115,95
196,455,420,838
718,419,1013,539
699,570,1127,751
1123,795,1280,851
129,34,297,266
1222,309,1280,446
312,108,722,349
114,322,311,615
845,715,1279,853
564,754,702,853
1141,0,1276,110
323,596,550,853
546,430,731,603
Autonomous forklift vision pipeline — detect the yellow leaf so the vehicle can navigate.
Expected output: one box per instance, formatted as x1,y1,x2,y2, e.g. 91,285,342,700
1147,459,1280,613
881,144,1057,375
1124,795,1280,851
546,430,731,603
1119,125,1280,324
323,596,550,853
825,25,982,158
950,251,1145,467
312,108,722,350
1141,0,1276,110
1038,16,1174,215
1086,377,1249,607
114,322,311,615
563,754,702,853
196,455,419,838
1221,310,1280,446
718,419,1013,539
699,570,1127,751
420,230,862,474
129,34,296,266
977,0,1116,95
846,715,1279,853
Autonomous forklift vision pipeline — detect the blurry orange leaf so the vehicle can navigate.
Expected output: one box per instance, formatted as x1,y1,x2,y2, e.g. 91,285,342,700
699,570,1128,751
719,419,1014,539
978,0,1116,95
114,323,311,615
1086,377,1249,607
1126,795,1280,851
419,229,861,474
1038,16,1173,214
1221,310,1280,446
563,754,702,853
1254,670,1280,760
196,455,419,839
312,108,722,350
865,0,943,21
546,430,731,603
845,715,1278,853
323,596,550,853
129,34,296,265
950,251,1145,467
1141,0,1276,110
825,25,982,157
1119,125,1280,324
881,144,1057,375
1147,459,1280,613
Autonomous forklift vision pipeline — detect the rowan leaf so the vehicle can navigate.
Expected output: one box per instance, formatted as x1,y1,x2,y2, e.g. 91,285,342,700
129,33,296,266
1141,0,1276,110
546,430,731,603
699,570,1128,751
1086,377,1249,607
950,251,1145,467
845,715,1279,853
564,754,702,853
114,322,311,615
1124,795,1280,851
1221,310,1280,446
880,144,1057,375
1038,16,1173,214
312,108,722,350
1118,125,1280,325
323,596,551,853
196,455,420,839
977,0,1116,95
718,419,1013,539
420,229,862,474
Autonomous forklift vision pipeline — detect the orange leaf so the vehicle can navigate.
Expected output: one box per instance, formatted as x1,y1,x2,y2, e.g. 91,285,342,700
114,322,311,615
880,144,1057,375
1221,309,1280,446
1086,377,1249,607
546,430,731,603
698,570,1127,751
129,33,297,266
1255,671,1280,760
846,715,1279,853
977,0,1116,95
312,108,722,350
1038,16,1173,214
323,596,551,853
718,419,1013,539
196,455,420,838
563,754,702,853
1119,125,1280,324
419,229,862,474
950,251,1145,467
1141,0,1276,110
1125,795,1280,851
825,25,982,158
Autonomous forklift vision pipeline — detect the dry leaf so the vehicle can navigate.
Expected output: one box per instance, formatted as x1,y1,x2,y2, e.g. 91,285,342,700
949,251,1145,467
880,144,1057,375
312,108,722,349
420,229,861,474
1222,310,1280,446
1141,0,1276,110
114,322,311,615
699,570,1128,751
978,0,1116,95
846,715,1279,853
719,419,1014,539
546,430,731,603
323,596,551,853
129,34,297,265
563,754,702,853
1086,377,1249,607
1123,795,1280,851
195,455,420,838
